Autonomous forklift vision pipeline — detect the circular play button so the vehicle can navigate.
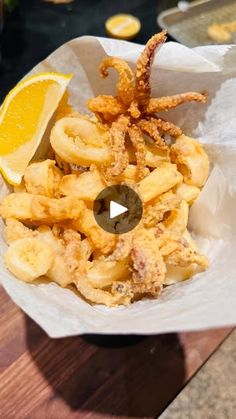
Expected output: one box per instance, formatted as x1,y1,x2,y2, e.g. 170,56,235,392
93,184,143,234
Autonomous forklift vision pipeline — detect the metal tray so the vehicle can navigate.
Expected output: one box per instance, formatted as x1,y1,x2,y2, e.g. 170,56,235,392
157,0,236,47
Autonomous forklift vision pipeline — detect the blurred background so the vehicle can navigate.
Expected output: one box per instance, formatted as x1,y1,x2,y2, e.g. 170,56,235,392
0,0,235,101
0,0,174,101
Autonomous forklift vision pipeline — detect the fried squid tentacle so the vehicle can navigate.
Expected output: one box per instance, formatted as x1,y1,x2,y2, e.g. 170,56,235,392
100,57,135,106
128,125,147,180
87,95,126,119
146,117,182,137
138,118,168,150
128,100,141,119
107,115,130,177
147,92,207,113
135,31,167,109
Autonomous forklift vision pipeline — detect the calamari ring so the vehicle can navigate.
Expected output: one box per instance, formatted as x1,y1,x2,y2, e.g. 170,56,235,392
50,116,112,166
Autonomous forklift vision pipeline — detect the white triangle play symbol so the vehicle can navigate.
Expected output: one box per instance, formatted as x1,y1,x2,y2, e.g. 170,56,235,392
109,201,128,219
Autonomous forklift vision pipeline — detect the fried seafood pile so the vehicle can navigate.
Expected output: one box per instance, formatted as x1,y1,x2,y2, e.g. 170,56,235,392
0,31,209,307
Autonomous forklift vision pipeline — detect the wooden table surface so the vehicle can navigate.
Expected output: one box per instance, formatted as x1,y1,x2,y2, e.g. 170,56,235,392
0,287,233,419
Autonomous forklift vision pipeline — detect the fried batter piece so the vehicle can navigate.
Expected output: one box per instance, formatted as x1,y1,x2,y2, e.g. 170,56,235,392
106,226,167,300
0,193,84,225
111,279,162,300
36,225,75,287
138,162,183,202
170,134,209,188
109,231,134,261
143,191,182,227
174,182,200,205
84,259,130,289
75,207,117,254
74,274,132,307
131,229,166,286
161,200,189,234
157,229,208,270
24,159,63,198
63,231,93,275
110,228,166,300
59,166,106,201
4,218,35,244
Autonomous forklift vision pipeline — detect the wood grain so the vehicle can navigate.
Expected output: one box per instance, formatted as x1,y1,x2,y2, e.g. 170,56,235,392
0,287,233,419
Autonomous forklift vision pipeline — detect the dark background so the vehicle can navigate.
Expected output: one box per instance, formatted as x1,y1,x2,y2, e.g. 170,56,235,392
0,0,178,101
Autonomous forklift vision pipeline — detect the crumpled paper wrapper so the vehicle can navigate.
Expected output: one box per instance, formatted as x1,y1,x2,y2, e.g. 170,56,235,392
0,37,236,337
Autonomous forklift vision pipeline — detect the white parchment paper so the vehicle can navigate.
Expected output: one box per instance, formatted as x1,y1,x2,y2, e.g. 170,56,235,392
0,37,236,337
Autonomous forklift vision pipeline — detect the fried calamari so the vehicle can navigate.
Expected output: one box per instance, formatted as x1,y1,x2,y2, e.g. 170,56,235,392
1,31,209,307
86,30,207,178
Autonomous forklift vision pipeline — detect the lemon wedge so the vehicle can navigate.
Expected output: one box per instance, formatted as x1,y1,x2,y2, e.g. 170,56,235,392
105,14,141,40
0,72,73,185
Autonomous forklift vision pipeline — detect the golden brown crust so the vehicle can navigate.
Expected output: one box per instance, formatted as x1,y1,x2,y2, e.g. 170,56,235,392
87,32,207,177
147,92,207,113
100,57,134,106
128,125,147,180
138,118,167,150
106,115,130,177
134,31,167,109
148,117,182,137
87,95,126,118
130,229,166,287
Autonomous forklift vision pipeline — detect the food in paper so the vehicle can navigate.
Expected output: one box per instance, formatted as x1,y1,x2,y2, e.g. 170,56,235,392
0,31,209,307
207,21,236,43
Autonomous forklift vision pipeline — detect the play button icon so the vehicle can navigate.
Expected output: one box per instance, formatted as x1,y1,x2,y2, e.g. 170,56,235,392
110,201,128,219
93,184,143,234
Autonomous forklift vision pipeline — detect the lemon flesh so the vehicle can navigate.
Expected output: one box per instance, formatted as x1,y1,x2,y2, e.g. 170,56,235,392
0,72,72,184
105,14,141,40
